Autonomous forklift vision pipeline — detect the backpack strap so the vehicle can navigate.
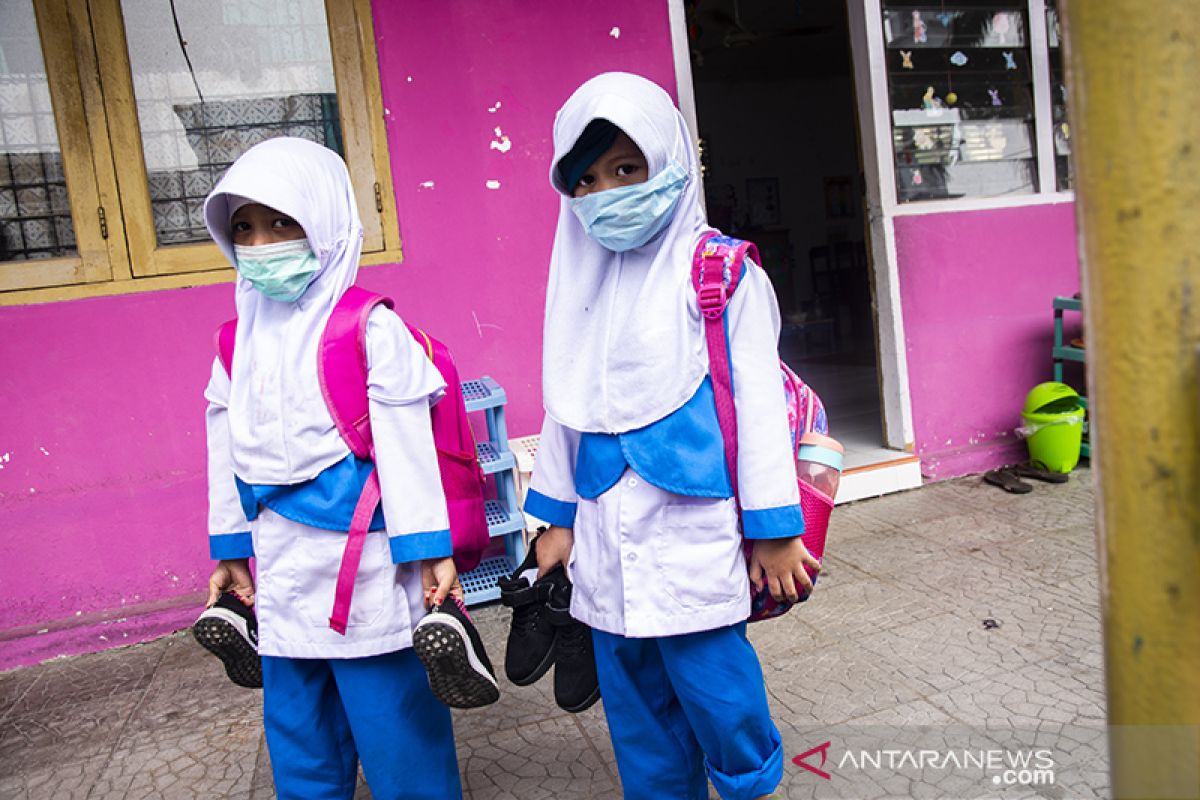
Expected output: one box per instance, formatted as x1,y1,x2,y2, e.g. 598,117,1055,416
319,286,395,635
215,319,237,377
319,286,395,461
691,232,759,504
404,322,490,573
328,467,382,634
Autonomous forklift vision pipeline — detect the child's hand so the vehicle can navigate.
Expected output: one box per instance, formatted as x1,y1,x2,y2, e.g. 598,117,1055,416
206,558,255,608
421,557,463,608
536,525,574,578
748,537,820,604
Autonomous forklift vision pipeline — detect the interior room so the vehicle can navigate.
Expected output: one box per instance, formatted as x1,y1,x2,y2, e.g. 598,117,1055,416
686,0,891,468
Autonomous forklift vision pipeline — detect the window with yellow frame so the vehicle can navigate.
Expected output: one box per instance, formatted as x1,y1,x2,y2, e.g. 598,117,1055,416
0,0,400,305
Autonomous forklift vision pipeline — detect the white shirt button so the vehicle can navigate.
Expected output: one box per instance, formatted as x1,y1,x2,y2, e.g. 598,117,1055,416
627,477,638,487
626,552,637,562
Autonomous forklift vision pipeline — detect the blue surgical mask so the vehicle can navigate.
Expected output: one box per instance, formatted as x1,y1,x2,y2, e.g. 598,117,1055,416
570,162,689,252
233,239,321,302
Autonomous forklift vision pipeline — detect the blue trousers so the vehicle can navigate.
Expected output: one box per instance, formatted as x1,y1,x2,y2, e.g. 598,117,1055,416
592,623,783,800
262,650,462,800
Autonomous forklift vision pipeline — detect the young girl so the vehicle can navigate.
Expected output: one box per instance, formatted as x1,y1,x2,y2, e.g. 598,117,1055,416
522,73,819,800
199,137,470,800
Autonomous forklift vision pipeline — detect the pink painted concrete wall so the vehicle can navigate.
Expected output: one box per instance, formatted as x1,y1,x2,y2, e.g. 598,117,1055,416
894,202,1083,479
0,0,676,670
0,286,229,668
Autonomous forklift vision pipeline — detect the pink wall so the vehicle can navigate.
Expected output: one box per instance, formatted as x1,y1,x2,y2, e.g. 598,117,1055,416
0,287,229,668
894,202,1083,479
364,0,676,438
0,0,676,669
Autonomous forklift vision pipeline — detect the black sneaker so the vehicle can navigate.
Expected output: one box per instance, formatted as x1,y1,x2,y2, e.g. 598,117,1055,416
192,592,261,689
545,582,600,713
413,597,500,709
497,537,558,686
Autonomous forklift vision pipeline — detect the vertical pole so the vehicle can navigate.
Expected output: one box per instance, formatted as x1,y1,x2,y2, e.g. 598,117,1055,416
1062,1,1200,797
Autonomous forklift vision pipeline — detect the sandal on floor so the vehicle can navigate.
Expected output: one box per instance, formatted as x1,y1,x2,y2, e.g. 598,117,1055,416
1012,462,1070,483
984,467,1032,494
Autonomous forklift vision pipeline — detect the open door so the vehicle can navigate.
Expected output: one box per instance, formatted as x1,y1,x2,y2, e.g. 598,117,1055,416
681,0,921,500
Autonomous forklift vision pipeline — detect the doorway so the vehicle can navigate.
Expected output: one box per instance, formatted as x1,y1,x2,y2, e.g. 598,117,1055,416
684,0,916,489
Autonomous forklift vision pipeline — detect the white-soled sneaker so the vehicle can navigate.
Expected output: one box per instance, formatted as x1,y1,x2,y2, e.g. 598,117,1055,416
192,592,261,689
413,597,500,709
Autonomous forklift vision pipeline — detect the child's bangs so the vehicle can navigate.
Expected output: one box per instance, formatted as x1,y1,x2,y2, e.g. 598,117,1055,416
556,118,620,192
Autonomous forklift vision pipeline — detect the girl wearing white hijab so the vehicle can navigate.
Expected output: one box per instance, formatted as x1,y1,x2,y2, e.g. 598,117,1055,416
200,138,464,799
523,73,818,799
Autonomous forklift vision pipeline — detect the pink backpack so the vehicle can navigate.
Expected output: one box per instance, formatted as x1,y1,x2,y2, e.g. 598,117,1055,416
216,286,489,634
691,232,832,622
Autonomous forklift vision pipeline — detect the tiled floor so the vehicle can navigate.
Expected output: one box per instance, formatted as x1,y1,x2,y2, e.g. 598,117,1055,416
0,471,1109,799
785,354,899,468
786,356,921,506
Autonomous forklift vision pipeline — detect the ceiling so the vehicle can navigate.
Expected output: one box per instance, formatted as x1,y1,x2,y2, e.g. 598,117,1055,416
688,0,853,82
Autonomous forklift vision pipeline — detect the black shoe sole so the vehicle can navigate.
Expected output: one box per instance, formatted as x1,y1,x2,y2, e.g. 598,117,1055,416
557,683,601,714
507,637,557,687
413,618,500,709
192,617,262,689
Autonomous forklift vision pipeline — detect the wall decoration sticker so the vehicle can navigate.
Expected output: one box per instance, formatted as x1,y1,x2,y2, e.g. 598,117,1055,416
912,10,927,43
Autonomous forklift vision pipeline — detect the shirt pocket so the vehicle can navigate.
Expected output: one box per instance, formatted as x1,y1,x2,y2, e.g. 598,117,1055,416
290,528,388,629
651,497,744,609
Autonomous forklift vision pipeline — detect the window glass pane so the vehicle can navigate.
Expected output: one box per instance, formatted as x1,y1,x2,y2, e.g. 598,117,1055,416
881,2,1038,203
121,0,342,246
1045,0,1071,191
0,0,76,262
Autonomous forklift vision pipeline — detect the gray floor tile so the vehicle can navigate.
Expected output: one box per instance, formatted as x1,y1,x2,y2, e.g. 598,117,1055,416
0,470,1110,799
0,755,110,800
457,714,620,799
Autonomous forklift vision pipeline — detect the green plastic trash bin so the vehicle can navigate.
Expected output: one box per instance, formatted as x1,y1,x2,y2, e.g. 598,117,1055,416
1021,382,1086,473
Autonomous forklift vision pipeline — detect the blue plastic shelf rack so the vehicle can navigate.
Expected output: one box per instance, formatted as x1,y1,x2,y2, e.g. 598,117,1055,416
459,375,525,605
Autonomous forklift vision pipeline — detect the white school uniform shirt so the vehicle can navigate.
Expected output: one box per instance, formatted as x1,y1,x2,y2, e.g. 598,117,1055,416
205,306,450,658
528,261,798,638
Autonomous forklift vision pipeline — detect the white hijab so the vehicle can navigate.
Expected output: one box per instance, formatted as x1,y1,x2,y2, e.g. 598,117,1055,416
204,137,363,484
543,72,713,434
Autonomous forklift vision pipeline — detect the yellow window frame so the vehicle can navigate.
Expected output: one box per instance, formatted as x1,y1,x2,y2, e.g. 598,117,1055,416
1,0,401,306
